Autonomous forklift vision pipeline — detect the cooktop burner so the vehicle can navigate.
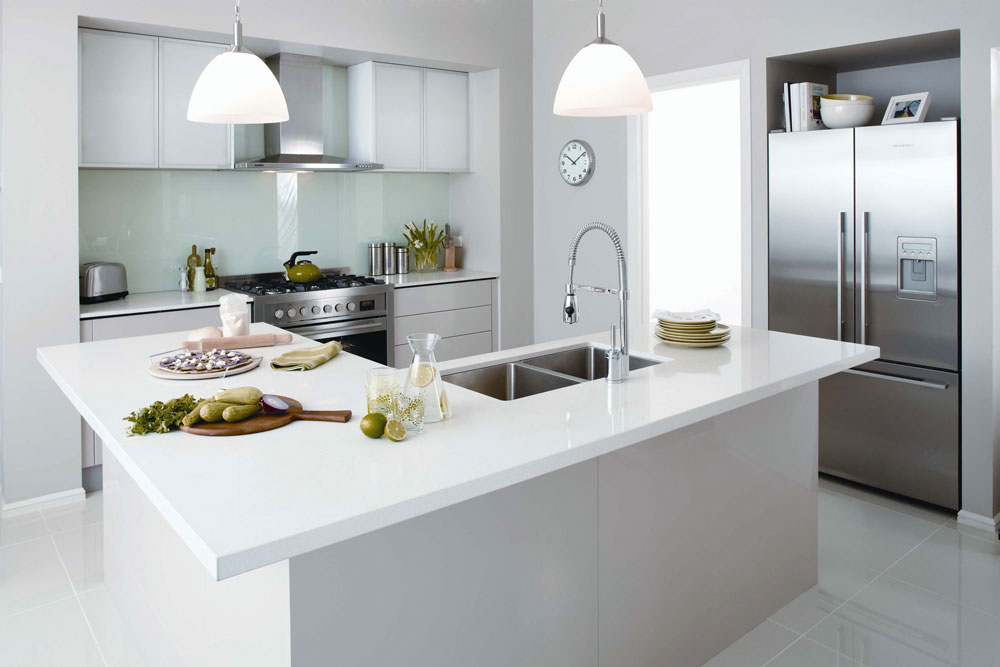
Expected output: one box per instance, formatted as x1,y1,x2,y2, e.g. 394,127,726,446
224,272,385,296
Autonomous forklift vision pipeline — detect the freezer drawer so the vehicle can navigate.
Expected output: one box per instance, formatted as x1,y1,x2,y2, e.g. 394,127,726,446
819,360,959,510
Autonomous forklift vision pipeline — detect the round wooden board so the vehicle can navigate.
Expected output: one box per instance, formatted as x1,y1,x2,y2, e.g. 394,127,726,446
178,397,352,437
148,356,262,381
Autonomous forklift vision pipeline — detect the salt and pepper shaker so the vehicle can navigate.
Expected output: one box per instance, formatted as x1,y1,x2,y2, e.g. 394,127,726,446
178,266,189,291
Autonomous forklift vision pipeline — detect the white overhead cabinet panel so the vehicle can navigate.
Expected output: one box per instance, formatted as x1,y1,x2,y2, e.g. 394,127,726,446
79,29,158,167
159,38,231,169
349,62,470,172
424,69,470,171
80,29,231,169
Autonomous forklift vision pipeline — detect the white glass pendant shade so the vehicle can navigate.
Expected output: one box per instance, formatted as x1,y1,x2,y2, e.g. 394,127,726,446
553,42,652,116
187,50,289,124
553,2,652,117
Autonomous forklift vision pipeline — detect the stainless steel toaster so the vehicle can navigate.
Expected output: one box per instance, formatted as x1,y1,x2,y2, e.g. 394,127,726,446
80,262,128,304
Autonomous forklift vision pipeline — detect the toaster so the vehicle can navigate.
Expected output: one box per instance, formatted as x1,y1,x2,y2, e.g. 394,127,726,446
80,262,128,304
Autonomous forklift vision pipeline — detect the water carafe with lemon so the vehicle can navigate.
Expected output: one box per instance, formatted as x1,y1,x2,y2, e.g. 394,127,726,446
403,333,451,424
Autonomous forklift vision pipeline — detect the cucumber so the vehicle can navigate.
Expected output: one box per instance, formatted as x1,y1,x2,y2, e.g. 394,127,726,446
200,401,241,423
181,399,211,427
222,404,262,423
213,387,263,406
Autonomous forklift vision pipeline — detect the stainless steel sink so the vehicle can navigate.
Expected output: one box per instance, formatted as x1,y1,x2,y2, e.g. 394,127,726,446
441,362,580,401
521,345,661,381
441,345,662,400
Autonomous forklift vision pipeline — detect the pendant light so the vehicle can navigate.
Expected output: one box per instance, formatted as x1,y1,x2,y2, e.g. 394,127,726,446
187,1,289,124
553,0,652,117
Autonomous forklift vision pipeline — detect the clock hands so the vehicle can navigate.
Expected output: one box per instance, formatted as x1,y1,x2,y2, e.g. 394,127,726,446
564,151,586,165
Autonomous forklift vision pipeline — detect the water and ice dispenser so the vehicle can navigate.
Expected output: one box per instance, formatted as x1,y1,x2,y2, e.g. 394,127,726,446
897,237,937,301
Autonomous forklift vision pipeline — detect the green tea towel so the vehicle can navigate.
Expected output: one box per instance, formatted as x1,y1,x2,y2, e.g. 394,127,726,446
270,341,342,371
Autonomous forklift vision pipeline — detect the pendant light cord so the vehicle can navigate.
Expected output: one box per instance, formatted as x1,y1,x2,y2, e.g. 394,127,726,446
231,0,244,52
595,0,606,41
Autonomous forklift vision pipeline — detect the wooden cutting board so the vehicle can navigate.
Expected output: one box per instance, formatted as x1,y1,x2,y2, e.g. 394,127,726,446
179,396,351,437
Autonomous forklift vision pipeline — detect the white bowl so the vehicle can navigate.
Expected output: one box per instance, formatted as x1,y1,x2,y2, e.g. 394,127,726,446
821,94,873,107
821,104,874,129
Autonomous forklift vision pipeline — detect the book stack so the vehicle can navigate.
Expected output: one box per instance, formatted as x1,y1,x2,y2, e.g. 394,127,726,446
782,82,829,132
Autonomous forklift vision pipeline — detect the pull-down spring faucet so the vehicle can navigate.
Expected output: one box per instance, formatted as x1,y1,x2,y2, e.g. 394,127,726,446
563,222,629,383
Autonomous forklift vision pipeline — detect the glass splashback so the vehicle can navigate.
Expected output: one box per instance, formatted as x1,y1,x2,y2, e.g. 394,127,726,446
79,170,450,293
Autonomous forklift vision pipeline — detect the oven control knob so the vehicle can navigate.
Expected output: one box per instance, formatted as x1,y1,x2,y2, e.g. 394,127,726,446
347,302,357,312
287,308,296,318
299,307,310,317
312,306,321,315
274,309,284,319
334,303,344,312
323,304,333,314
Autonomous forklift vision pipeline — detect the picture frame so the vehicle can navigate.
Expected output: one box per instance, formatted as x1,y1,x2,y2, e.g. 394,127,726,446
881,92,932,125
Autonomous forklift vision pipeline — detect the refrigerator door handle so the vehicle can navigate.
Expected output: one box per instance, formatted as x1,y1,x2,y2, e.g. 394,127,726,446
837,212,846,341
844,368,949,390
860,212,870,345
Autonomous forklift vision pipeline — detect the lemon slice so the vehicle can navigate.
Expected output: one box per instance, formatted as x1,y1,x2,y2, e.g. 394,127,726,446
439,389,450,417
409,363,436,388
384,419,407,442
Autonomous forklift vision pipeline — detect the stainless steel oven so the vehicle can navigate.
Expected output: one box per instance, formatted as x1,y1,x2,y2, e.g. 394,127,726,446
223,271,394,367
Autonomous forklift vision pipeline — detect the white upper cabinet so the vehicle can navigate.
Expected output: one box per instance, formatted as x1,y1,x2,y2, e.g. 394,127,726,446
79,29,231,169
158,38,231,169
424,69,470,171
349,62,470,172
79,29,158,167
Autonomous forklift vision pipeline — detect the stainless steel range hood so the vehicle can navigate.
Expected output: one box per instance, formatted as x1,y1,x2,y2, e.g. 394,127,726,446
234,53,382,172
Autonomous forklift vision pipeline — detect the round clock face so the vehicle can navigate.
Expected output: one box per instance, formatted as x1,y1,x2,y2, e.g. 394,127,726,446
559,140,594,186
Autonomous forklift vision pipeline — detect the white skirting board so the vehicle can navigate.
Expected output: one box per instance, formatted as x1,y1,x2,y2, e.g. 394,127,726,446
957,509,1000,536
0,486,85,513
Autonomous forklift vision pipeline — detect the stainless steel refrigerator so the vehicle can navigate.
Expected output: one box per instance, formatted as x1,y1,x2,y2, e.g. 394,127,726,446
768,120,960,509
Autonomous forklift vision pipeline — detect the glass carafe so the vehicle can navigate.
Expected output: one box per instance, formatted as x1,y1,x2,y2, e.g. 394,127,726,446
404,333,451,424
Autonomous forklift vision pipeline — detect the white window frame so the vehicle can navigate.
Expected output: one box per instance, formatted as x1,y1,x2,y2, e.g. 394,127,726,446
626,59,753,326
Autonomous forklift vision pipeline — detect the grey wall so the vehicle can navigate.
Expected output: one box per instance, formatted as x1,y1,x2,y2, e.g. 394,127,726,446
533,0,1000,520
837,58,961,122
0,0,533,505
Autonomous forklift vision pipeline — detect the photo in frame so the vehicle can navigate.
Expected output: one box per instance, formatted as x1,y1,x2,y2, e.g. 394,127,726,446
881,92,932,125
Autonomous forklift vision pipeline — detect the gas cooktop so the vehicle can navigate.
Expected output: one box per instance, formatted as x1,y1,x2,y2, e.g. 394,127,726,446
223,271,385,296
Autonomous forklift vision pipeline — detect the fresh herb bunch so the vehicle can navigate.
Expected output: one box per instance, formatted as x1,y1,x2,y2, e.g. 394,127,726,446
124,394,202,436
403,219,446,272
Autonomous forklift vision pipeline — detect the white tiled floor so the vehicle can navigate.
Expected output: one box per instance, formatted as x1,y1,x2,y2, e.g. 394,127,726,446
0,480,995,666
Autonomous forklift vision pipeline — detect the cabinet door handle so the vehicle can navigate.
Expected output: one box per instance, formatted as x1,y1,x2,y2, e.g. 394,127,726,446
844,369,949,390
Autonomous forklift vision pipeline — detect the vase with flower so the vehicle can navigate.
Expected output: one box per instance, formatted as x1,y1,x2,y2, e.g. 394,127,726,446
403,219,446,272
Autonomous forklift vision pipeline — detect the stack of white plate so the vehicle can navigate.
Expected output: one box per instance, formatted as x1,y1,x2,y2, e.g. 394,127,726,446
653,310,731,348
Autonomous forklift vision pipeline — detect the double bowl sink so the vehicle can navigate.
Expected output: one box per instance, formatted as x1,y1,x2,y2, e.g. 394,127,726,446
441,345,661,401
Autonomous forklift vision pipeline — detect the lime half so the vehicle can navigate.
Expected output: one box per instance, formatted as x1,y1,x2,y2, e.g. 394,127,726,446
384,419,407,442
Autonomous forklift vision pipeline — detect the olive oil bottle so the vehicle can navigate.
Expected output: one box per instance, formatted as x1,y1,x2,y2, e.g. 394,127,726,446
186,245,200,292
204,247,217,291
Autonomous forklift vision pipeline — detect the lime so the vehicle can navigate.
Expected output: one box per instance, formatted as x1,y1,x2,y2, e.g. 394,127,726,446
409,363,436,388
360,412,387,439
384,419,407,442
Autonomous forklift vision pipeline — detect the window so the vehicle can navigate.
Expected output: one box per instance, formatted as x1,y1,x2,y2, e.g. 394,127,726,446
628,62,751,326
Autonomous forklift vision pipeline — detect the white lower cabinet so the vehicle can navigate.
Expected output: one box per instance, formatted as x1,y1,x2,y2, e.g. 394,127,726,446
392,279,498,368
79,306,242,471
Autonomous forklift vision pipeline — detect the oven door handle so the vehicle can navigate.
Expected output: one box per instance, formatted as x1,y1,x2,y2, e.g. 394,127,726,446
287,319,386,338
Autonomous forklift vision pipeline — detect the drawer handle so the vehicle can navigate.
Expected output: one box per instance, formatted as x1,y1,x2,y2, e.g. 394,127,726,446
844,369,949,390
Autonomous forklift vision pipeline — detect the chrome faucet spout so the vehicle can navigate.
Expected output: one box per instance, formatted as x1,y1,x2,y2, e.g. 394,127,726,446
563,222,629,382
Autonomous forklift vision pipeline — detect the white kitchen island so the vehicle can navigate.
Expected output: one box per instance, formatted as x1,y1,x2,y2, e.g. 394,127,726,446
38,323,876,667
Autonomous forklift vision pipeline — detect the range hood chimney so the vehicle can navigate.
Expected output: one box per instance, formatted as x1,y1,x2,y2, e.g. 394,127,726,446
234,53,381,172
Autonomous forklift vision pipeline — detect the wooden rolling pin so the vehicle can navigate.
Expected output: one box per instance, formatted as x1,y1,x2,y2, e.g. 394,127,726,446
183,333,293,351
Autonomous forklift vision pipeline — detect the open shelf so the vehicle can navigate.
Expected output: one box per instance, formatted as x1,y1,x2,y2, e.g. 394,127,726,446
766,30,960,132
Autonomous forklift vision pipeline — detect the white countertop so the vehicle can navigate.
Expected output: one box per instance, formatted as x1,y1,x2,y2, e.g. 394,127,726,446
380,269,497,288
80,289,252,319
38,323,877,580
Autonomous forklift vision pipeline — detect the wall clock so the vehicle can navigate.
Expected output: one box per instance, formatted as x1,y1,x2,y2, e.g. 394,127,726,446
559,139,594,186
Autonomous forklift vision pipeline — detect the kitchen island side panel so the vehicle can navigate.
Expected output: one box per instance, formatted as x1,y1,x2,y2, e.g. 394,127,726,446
599,382,819,667
289,459,599,667
103,451,291,667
